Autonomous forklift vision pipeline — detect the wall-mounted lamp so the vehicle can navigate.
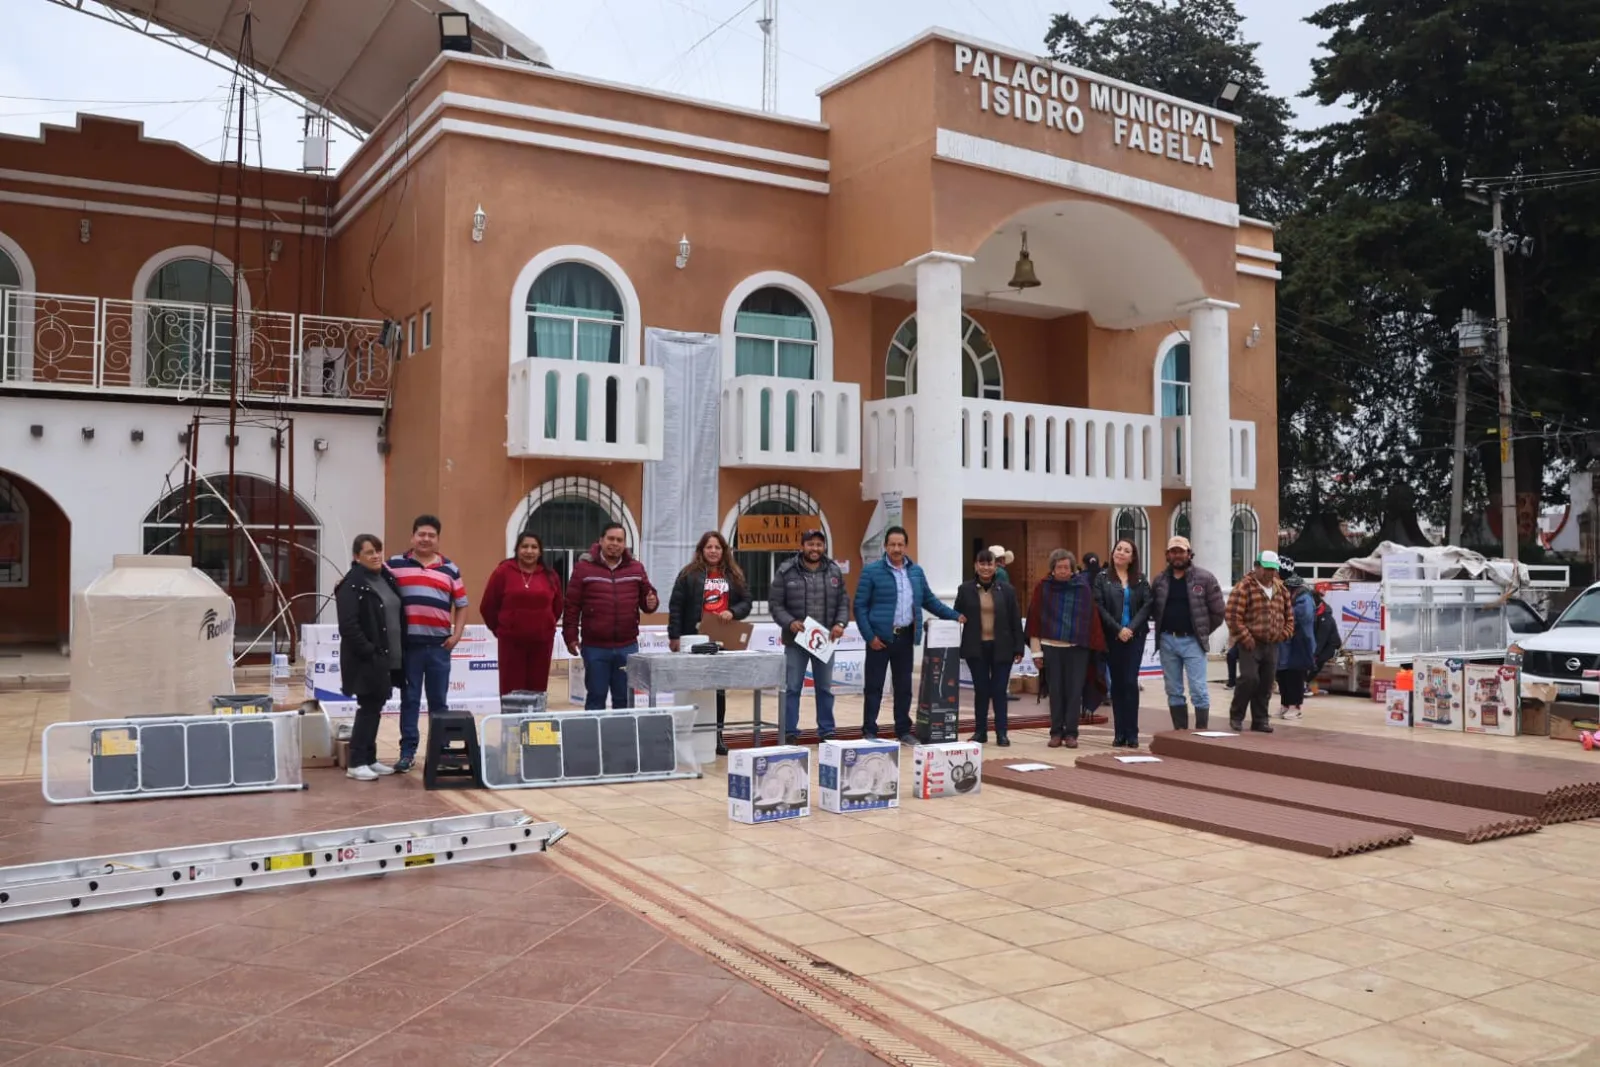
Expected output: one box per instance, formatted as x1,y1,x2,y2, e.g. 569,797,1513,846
79,218,91,244
269,238,283,262
1244,322,1262,349
130,429,144,443
178,428,191,446
313,437,329,453
29,424,43,439
675,234,691,270
471,204,487,243
81,427,94,441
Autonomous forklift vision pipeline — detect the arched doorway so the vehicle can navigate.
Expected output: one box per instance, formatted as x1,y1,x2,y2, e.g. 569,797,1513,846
0,471,70,647
722,484,830,616
141,475,320,642
512,476,639,586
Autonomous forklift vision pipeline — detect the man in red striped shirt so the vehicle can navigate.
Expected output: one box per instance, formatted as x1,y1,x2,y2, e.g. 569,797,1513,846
387,514,468,772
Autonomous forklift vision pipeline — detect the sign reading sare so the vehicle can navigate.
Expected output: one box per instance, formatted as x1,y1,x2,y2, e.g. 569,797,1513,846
736,514,821,552
953,44,1226,170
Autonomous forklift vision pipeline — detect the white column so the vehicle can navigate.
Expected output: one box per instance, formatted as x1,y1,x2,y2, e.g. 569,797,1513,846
909,251,973,602
1184,298,1239,596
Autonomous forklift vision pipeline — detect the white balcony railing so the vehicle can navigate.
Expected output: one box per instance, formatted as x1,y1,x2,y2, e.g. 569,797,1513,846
507,356,664,462
720,376,860,471
1161,416,1258,491
863,397,1163,507
0,288,390,404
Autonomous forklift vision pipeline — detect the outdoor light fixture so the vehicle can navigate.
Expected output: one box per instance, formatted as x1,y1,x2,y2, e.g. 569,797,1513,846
1245,323,1262,348
269,238,283,262
471,204,487,243
675,234,691,270
81,427,94,441
1008,231,1041,290
130,429,144,443
314,437,329,453
79,218,91,243
29,425,42,439
438,12,472,53
1479,229,1535,257
1219,80,1242,103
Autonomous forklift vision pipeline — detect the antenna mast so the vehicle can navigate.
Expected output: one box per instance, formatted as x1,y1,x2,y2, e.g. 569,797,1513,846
758,0,778,112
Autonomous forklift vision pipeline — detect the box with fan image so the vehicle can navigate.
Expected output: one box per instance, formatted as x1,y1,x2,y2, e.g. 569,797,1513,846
819,740,901,813
728,745,811,824
912,741,982,800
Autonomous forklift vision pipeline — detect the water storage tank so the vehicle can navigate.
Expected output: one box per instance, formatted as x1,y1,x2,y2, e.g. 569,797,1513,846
70,555,235,721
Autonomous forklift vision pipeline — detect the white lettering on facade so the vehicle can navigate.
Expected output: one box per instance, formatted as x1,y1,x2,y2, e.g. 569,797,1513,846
954,47,1224,170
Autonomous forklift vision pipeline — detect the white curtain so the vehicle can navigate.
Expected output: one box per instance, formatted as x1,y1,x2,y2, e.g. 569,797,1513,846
642,328,721,587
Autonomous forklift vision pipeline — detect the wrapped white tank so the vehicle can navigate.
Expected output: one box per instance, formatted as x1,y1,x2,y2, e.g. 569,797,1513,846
70,555,235,721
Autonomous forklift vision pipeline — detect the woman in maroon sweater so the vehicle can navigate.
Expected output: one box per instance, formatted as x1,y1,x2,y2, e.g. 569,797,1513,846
481,532,563,696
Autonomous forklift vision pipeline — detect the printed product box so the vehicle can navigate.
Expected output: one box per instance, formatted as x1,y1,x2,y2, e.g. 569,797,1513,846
728,745,810,824
1464,664,1519,736
818,740,900,813
1415,656,1465,731
916,707,959,744
912,741,982,800
1385,689,1412,728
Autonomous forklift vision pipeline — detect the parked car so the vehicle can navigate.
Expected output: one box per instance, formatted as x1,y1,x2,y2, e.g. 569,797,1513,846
1507,584,1598,703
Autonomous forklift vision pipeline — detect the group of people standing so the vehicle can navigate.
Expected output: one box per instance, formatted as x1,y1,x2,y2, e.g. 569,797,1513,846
331,512,1330,782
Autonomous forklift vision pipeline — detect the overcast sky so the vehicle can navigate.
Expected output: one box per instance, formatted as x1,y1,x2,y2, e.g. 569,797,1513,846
1,0,1342,173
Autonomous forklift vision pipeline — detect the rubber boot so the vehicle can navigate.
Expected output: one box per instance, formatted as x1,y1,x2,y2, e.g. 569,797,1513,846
1169,704,1189,730
1194,707,1210,730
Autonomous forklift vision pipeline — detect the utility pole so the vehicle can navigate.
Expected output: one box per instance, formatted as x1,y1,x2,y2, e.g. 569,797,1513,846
758,0,778,113
1491,191,1518,562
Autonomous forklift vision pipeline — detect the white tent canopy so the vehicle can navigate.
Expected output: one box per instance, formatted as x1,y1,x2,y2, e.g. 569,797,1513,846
51,0,550,135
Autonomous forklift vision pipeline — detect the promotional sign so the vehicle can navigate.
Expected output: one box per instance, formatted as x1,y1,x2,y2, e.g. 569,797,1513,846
798,617,836,663
736,514,821,553
302,624,499,715
1318,582,1382,653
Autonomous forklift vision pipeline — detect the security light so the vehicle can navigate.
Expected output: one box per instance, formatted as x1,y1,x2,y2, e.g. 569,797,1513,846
438,12,472,53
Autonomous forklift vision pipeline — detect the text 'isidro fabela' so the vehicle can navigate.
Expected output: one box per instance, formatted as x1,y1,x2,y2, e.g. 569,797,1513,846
953,44,1226,169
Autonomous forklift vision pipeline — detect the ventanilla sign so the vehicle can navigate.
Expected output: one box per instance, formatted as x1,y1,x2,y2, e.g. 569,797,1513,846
736,514,821,552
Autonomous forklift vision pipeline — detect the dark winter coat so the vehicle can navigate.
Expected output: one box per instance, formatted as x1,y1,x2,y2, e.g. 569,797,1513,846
1278,583,1319,671
667,566,753,640
1093,569,1154,645
480,560,563,644
334,563,405,698
561,543,659,649
1149,563,1228,646
954,579,1025,662
769,554,850,645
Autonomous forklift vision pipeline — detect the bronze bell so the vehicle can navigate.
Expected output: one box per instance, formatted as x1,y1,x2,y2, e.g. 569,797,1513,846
1008,231,1041,290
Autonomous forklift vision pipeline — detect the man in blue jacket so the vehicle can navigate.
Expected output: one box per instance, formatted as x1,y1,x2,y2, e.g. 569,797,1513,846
855,526,963,743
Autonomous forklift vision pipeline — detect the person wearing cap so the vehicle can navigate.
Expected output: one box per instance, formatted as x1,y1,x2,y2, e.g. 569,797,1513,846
855,526,963,744
769,528,849,745
1225,550,1297,732
1149,535,1227,730
987,545,1015,585
1274,557,1318,721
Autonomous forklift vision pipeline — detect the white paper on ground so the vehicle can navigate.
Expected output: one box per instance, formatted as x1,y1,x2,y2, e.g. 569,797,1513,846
1004,763,1055,772
1193,731,1239,737
798,617,836,664
1114,755,1162,763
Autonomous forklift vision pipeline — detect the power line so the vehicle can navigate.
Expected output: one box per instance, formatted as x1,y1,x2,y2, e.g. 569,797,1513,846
647,0,760,87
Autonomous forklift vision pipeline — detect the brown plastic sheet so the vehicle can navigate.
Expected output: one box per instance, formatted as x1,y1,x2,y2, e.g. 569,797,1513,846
986,761,1413,857
1148,731,1600,824
1074,753,1540,843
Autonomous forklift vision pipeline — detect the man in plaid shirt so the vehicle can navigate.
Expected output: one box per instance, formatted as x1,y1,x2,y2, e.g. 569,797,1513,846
1225,550,1295,733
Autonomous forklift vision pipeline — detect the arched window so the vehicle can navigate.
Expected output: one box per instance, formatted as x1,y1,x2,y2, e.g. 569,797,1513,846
1170,501,1191,541
142,256,236,391
0,243,19,384
724,484,829,616
142,474,320,639
1159,340,1190,417
0,475,28,588
885,313,1003,400
513,476,637,586
1232,503,1261,585
734,286,816,453
1110,507,1151,573
525,262,625,442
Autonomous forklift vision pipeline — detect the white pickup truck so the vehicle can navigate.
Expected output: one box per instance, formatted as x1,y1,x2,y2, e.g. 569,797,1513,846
1508,581,1600,703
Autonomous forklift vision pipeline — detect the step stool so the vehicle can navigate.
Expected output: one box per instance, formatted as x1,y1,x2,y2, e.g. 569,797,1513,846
424,711,482,790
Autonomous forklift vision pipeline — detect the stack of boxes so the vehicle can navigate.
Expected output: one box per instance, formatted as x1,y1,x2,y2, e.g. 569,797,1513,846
301,624,501,717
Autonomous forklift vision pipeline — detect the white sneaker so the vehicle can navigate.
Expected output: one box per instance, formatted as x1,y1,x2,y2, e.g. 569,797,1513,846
1283,707,1304,720
369,761,395,776
346,764,379,781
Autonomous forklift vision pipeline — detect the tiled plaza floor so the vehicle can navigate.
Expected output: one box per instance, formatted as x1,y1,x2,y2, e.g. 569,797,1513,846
5,675,1600,1065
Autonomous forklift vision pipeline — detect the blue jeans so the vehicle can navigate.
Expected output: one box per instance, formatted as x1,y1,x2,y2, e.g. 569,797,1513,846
581,643,637,710
1158,634,1210,710
783,641,836,738
400,644,451,760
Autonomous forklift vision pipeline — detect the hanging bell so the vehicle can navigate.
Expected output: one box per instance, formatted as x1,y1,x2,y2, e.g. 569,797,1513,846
1008,231,1041,290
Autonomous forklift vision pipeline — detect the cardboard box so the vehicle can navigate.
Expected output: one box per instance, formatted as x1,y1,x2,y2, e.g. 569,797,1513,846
1371,664,1400,704
1414,657,1465,731
1385,689,1412,727
1548,702,1600,744
1464,664,1519,736
819,740,900,813
728,746,810,824
916,707,959,744
912,741,982,799
1520,682,1559,736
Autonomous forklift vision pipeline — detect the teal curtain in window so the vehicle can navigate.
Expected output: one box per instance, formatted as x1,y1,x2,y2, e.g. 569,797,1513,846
735,337,775,377
736,309,814,451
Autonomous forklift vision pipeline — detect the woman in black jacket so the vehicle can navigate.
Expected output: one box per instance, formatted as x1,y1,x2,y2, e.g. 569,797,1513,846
335,533,407,781
1094,538,1153,748
667,531,753,755
954,549,1025,746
